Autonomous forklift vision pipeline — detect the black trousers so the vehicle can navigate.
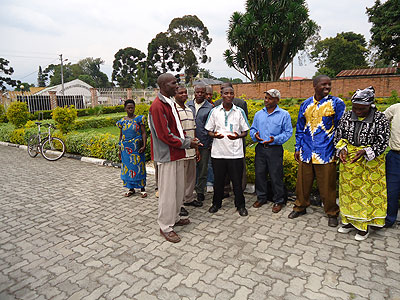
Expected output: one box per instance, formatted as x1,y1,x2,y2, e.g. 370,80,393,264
212,158,245,209
255,144,285,204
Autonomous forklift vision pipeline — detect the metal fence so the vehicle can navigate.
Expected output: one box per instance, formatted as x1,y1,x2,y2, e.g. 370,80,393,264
17,95,85,113
57,95,85,109
97,88,128,106
17,95,51,112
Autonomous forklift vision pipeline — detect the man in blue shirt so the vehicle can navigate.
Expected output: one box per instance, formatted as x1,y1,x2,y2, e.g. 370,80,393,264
250,89,293,213
288,75,345,227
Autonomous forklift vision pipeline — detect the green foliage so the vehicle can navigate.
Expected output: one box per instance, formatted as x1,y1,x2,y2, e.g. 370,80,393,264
0,123,14,141
224,0,319,82
37,66,47,87
24,120,36,128
0,57,19,91
311,32,369,77
6,101,30,128
30,110,53,120
52,106,78,133
43,57,110,88
388,90,399,105
9,128,26,145
74,115,121,130
0,104,7,123
147,31,181,79
367,0,400,64
65,132,119,161
147,15,212,84
112,47,147,88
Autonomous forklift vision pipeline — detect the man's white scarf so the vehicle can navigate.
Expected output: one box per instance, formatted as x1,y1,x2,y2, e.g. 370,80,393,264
164,95,185,139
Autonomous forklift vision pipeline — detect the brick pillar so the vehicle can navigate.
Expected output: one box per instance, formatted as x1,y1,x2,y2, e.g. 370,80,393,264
127,88,132,100
49,91,57,110
90,88,98,108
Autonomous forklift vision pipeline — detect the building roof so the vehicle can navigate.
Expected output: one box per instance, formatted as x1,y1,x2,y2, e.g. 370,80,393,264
336,66,398,77
193,78,223,85
33,79,94,95
280,76,307,81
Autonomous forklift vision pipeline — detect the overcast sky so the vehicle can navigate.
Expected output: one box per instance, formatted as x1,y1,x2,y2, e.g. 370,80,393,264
0,0,377,87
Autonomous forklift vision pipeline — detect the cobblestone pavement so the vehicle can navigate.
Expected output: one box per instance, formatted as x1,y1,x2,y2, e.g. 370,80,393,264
1,145,400,300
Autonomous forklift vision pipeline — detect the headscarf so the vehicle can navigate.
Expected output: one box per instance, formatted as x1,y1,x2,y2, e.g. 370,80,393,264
351,86,375,105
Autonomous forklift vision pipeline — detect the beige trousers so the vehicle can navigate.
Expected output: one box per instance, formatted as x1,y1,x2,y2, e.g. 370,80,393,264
158,160,185,233
184,159,196,203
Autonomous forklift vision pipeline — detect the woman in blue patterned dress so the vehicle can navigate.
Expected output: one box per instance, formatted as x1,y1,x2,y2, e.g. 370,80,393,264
117,99,147,197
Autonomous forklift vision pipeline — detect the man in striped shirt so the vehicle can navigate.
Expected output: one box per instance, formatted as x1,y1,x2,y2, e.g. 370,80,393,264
175,86,202,211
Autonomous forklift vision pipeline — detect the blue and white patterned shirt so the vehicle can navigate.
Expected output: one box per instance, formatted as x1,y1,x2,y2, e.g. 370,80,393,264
295,95,345,164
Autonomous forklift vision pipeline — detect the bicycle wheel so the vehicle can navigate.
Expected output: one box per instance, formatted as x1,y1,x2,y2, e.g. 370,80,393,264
40,137,65,161
27,135,40,158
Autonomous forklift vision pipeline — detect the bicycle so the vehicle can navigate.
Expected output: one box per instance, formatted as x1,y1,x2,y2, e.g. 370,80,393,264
27,122,66,161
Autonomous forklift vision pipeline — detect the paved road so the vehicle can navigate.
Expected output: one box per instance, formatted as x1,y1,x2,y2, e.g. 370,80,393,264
1,145,399,300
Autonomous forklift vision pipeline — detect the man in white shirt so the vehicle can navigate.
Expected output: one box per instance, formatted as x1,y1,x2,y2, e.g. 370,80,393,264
384,103,400,227
205,86,250,216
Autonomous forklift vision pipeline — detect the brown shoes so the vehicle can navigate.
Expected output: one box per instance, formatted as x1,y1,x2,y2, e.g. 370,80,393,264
288,209,307,219
160,229,181,243
252,201,265,208
328,216,338,227
272,203,283,213
174,218,191,226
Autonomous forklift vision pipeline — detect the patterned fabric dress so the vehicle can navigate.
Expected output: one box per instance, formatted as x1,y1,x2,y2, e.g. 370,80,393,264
334,108,390,231
116,116,146,189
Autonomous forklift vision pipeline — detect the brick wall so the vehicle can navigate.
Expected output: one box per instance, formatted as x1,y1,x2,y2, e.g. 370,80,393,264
212,75,400,99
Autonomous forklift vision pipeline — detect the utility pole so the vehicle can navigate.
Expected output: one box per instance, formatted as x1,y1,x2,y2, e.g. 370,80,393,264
291,60,294,81
60,54,65,95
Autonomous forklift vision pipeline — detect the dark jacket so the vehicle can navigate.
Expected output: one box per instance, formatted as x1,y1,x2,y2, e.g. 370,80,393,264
148,93,192,163
187,99,213,149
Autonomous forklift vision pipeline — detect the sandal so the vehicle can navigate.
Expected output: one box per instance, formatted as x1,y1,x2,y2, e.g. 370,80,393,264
140,191,147,198
124,190,135,197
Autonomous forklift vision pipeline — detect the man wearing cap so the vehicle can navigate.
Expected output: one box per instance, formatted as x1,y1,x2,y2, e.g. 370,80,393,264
250,89,293,212
384,102,400,227
288,75,345,227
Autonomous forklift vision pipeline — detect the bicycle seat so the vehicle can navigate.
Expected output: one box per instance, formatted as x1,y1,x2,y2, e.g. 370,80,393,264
35,122,42,125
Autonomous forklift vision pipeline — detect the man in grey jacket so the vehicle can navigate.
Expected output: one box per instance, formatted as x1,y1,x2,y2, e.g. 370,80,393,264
187,84,214,203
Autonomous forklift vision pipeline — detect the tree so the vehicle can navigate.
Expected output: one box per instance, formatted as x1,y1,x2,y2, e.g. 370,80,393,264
0,58,19,91
224,0,319,82
43,57,110,88
44,63,80,86
147,32,181,85
77,57,110,88
37,66,47,87
167,15,212,83
310,32,369,77
112,47,146,88
367,0,400,64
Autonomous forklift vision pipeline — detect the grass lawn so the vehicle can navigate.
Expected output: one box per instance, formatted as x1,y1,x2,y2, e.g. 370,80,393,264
76,126,120,136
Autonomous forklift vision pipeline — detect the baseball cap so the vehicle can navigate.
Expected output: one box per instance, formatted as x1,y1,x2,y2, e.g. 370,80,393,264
265,89,281,99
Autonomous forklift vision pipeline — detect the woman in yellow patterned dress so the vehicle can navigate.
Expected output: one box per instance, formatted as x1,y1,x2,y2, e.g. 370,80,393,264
334,87,389,241
117,100,147,197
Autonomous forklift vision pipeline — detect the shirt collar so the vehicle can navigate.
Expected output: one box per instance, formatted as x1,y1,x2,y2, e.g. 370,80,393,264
217,103,238,111
263,105,280,115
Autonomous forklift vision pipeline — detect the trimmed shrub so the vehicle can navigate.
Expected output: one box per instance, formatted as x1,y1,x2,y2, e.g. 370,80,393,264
0,104,7,123
6,102,30,128
74,115,121,130
0,123,14,141
64,132,119,161
52,106,77,134
9,128,26,145
30,110,52,120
